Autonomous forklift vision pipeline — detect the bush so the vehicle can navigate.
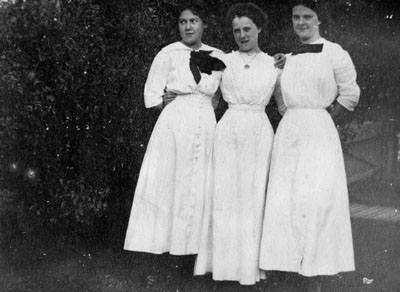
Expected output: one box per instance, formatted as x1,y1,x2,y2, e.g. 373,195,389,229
0,0,399,240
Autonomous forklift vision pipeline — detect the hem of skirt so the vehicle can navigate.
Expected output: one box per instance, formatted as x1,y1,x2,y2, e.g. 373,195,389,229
259,266,356,277
194,271,262,285
299,267,356,277
123,246,198,256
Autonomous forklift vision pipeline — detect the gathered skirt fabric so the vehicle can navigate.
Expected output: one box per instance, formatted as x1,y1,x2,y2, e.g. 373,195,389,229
260,108,355,276
195,107,274,285
124,95,216,255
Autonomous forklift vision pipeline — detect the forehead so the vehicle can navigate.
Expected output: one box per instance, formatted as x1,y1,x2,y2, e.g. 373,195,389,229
179,9,201,20
232,16,256,29
292,5,317,16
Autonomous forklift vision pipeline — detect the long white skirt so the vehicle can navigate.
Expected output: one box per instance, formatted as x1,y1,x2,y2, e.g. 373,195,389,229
124,94,216,255
260,108,355,276
195,106,274,285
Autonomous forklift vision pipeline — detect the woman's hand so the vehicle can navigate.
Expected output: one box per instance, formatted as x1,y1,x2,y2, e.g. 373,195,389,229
273,53,286,69
327,102,347,124
163,91,177,107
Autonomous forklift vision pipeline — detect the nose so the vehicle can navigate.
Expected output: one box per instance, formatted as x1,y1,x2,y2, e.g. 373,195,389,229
239,30,246,39
185,22,192,30
298,17,305,25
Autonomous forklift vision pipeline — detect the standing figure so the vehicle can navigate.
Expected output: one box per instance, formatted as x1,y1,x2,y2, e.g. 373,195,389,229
124,1,224,260
194,3,278,285
259,1,360,291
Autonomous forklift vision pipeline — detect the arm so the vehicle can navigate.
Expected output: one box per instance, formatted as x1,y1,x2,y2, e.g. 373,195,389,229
211,87,222,110
273,70,287,116
143,50,171,109
330,46,360,120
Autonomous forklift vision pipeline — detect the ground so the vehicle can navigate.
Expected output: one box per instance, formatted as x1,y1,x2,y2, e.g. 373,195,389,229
1,178,399,292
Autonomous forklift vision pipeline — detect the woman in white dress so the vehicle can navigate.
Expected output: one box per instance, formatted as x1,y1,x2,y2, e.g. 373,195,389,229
194,3,278,285
124,0,225,264
259,1,360,291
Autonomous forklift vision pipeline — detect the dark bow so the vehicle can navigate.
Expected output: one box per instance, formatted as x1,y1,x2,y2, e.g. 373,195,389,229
291,43,323,56
189,50,226,84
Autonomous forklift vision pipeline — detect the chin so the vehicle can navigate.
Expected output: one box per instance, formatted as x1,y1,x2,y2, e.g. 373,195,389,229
297,34,309,41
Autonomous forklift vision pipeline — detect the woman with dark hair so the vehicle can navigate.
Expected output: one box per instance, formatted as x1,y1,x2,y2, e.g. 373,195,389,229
124,0,225,261
260,0,360,291
194,3,278,285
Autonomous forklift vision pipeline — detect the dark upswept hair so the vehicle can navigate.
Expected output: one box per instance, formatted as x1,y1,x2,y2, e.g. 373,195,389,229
290,0,320,12
289,0,330,22
176,0,209,24
225,3,268,30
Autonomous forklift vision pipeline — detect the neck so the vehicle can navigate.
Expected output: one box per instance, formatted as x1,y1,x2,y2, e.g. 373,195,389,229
300,33,321,44
239,47,261,54
181,41,202,50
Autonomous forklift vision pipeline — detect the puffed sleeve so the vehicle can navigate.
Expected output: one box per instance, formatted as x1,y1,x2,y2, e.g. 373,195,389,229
330,45,360,111
274,70,287,116
143,50,171,108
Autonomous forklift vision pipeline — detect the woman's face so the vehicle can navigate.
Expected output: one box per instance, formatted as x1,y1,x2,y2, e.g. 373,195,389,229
232,16,261,53
292,5,321,43
179,9,205,49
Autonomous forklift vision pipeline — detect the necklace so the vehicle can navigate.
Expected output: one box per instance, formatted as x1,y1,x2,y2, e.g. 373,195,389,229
239,51,259,69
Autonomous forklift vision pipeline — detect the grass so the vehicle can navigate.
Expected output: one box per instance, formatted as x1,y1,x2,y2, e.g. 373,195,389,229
1,177,400,292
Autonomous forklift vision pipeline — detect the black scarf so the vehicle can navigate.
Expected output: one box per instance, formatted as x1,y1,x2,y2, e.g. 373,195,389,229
291,43,324,56
189,51,226,84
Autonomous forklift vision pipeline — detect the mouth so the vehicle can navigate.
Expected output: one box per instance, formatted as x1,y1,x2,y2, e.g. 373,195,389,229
296,27,308,31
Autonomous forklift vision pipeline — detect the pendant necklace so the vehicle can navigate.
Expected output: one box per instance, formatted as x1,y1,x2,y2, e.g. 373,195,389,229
239,51,259,69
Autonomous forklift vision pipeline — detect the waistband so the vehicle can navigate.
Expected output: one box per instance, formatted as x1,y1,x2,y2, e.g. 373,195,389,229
286,107,327,111
175,93,211,103
228,103,265,111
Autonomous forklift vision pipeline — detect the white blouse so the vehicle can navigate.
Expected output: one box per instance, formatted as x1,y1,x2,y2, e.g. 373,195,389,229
220,51,278,107
144,42,223,108
278,38,360,113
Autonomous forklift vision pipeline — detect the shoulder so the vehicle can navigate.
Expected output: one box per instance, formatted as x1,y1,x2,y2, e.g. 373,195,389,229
161,42,190,54
261,52,275,61
321,38,342,50
321,38,348,57
201,43,224,54
320,39,357,75
216,51,237,64
200,44,225,62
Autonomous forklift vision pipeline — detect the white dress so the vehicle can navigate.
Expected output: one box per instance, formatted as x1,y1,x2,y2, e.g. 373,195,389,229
260,38,360,276
124,42,223,255
194,51,277,285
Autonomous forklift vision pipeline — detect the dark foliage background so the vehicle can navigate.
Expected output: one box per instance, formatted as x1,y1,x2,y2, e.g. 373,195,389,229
0,0,399,243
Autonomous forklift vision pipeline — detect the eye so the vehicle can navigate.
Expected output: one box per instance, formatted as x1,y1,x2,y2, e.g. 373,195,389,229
179,19,186,25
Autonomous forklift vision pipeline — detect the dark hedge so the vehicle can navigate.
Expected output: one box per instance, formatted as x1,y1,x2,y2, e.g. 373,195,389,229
0,0,399,241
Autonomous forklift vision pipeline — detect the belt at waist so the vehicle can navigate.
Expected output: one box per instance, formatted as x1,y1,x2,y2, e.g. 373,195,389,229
228,103,265,111
286,106,327,111
175,93,211,103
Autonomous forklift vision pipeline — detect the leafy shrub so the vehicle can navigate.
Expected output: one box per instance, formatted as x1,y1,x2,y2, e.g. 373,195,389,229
0,0,399,241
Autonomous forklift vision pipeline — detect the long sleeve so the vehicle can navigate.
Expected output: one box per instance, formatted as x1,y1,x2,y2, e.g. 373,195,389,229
274,70,287,115
330,47,360,111
144,50,171,108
